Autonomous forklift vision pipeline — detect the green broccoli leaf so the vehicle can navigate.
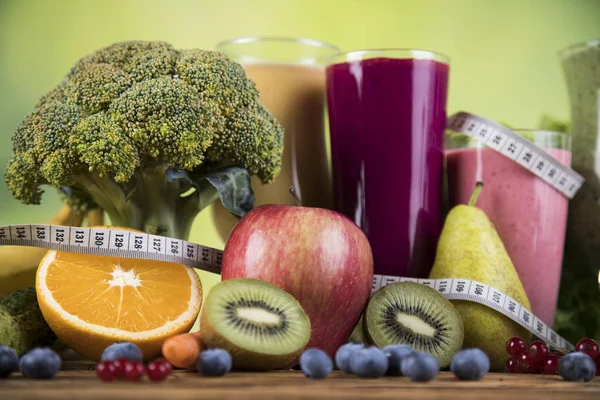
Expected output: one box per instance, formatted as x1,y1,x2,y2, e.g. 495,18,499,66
166,166,255,218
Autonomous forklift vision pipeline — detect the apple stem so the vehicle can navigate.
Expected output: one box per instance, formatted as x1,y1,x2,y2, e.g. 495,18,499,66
289,187,302,206
468,182,484,207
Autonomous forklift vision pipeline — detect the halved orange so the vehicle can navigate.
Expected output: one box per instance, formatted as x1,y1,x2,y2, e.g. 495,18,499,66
35,228,202,362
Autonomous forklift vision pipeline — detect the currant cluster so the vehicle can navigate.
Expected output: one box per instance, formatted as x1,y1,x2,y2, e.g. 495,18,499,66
505,337,600,375
96,358,173,382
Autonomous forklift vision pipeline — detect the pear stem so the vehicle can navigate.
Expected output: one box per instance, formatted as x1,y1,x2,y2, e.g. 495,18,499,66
289,186,302,206
468,182,484,206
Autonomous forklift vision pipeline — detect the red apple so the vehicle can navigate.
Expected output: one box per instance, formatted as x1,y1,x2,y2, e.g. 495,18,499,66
221,204,374,360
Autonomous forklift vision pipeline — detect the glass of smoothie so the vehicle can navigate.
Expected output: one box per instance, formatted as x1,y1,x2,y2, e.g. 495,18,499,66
445,130,572,326
325,50,450,278
558,40,600,339
214,37,340,239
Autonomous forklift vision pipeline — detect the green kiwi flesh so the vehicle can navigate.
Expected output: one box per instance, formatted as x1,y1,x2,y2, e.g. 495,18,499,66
364,282,464,368
201,278,311,370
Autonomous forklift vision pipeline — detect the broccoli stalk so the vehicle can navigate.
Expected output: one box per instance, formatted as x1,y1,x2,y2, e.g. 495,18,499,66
72,164,214,238
5,41,283,240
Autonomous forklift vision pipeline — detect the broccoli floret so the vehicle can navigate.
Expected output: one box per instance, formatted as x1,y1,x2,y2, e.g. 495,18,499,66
5,41,284,239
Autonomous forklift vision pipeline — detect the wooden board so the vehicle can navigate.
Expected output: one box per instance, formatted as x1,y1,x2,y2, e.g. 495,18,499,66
1,361,600,400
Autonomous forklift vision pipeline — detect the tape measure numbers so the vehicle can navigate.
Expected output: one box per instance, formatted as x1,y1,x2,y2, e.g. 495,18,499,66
447,111,584,199
0,223,574,351
372,274,574,351
0,225,223,274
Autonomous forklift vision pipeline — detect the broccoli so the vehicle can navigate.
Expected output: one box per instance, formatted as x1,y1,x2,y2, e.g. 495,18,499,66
5,41,284,240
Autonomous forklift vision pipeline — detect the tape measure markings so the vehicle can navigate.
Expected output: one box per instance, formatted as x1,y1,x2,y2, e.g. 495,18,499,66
372,274,574,351
0,224,574,351
0,225,223,274
447,111,584,199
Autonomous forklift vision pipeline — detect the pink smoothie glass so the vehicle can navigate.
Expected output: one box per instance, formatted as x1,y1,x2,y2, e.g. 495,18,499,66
325,49,449,279
445,129,571,327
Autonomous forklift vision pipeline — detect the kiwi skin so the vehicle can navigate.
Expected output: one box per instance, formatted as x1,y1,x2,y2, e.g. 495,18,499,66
200,279,311,371
363,282,464,368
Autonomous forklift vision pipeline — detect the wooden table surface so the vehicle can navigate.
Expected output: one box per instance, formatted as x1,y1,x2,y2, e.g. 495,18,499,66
1,361,600,400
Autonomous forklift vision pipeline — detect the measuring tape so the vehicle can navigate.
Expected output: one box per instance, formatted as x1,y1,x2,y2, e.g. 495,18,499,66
447,111,584,199
0,223,575,351
372,274,574,351
0,224,223,274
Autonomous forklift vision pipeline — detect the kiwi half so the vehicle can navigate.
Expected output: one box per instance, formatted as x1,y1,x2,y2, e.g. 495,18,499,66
364,282,464,368
200,278,311,370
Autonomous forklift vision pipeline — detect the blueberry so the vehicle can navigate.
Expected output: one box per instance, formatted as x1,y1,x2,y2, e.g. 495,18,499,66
19,348,61,379
335,343,364,373
300,348,333,379
349,346,389,378
401,351,439,382
382,345,414,376
197,349,232,377
450,348,490,380
0,346,19,378
559,352,596,382
101,342,143,362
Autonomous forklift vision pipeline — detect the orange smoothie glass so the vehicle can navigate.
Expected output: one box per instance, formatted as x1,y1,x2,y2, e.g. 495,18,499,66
214,37,340,238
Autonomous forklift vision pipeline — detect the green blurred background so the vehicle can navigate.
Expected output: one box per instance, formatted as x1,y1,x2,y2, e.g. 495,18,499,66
0,0,599,298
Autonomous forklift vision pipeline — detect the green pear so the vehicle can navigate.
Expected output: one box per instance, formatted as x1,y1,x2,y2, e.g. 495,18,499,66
347,314,367,344
429,182,532,371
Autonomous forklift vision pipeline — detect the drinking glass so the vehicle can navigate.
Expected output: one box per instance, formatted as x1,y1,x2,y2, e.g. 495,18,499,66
558,39,600,337
325,49,449,279
213,37,340,239
445,129,572,326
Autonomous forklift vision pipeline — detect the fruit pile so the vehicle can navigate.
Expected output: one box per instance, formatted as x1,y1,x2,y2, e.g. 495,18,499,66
332,343,489,381
96,342,172,382
0,345,61,379
505,337,598,381
164,341,490,382
97,358,172,382
96,342,234,380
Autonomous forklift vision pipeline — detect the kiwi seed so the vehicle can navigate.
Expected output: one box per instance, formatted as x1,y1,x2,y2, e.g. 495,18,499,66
200,278,311,370
364,281,464,368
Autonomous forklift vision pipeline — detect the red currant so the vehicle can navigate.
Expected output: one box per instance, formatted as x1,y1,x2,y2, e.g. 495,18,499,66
506,356,523,373
159,359,173,375
543,354,561,375
124,361,145,381
576,338,600,359
519,353,543,374
111,358,128,378
594,354,600,376
146,361,171,381
528,340,549,364
96,361,118,382
506,337,527,356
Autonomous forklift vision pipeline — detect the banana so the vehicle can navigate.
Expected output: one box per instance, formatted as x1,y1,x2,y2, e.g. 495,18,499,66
0,206,92,298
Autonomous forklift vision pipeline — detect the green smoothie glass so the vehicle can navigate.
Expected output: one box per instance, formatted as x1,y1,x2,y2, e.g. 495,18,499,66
558,40,600,341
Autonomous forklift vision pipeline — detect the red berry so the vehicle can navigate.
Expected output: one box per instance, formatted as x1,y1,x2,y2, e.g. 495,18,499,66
124,361,145,381
594,354,600,376
111,358,128,378
96,361,118,382
543,354,561,375
519,353,543,374
146,361,171,381
528,340,549,364
159,359,173,375
576,338,600,359
506,356,523,373
506,337,527,356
